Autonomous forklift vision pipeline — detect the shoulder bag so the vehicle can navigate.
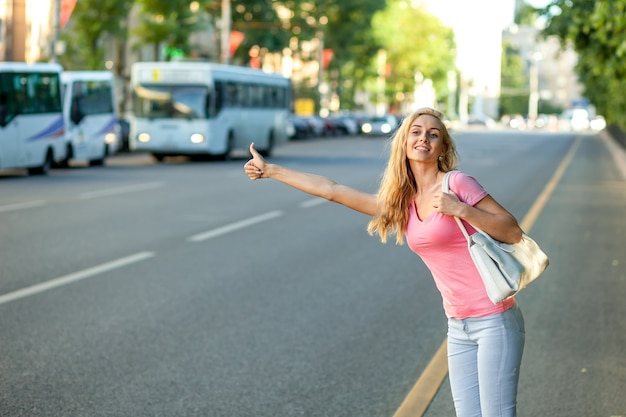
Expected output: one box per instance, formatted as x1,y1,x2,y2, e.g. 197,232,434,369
442,171,549,304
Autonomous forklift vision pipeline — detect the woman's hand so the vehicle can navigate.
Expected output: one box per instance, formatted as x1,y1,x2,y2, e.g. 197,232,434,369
433,191,463,217
244,143,266,180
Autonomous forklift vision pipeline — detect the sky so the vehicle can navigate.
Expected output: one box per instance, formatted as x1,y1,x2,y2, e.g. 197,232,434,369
419,0,552,98
421,0,551,30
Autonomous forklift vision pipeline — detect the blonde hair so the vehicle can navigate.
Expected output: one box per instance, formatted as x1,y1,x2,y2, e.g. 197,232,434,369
366,107,459,244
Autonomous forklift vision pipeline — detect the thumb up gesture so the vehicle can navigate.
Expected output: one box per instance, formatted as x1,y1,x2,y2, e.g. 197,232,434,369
244,143,267,180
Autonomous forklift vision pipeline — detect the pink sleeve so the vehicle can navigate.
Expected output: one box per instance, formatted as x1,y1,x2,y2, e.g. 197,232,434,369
449,171,488,206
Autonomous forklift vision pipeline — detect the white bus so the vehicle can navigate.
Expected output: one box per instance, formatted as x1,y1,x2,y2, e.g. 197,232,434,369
61,71,120,166
129,61,291,161
0,62,67,175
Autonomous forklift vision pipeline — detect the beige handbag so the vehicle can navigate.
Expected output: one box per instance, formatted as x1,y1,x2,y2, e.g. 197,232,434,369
442,171,549,304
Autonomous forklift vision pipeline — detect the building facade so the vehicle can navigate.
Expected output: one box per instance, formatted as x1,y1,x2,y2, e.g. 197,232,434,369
503,23,583,114
0,0,56,63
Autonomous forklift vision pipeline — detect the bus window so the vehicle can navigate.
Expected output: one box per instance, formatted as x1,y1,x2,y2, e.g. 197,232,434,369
0,74,16,126
214,81,224,114
172,87,206,118
225,82,237,107
206,88,214,118
73,80,114,116
238,84,250,108
133,83,207,119
0,92,8,126
18,72,62,115
250,84,262,107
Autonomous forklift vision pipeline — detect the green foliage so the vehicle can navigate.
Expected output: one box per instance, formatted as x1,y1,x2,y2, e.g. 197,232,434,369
371,1,456,108
540,0,626,130
319,0,387,110
514,4,541,26
59,0,133,70
57,0,457,112
500,41,529,116
228,0,294,62
133,0,213,58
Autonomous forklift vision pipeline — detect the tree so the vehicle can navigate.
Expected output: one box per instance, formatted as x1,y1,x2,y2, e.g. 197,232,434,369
206,0,387,110
221,0,291,64
539,0,626,131
370,0,456,112
319,0,387,110
499,41,529,117
58,0,134,71
133,0,213,60
203,0,387,110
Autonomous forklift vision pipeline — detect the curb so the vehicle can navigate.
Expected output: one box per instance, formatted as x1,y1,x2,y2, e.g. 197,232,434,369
599,128,626,181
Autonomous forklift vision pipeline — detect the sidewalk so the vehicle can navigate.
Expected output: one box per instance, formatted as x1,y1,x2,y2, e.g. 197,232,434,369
601,127,626,180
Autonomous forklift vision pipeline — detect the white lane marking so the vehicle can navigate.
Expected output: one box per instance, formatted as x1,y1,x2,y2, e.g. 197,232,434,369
300,198,326,208
78,182,164,200
0,200,46,213
187,210,283,242
0,252,155,306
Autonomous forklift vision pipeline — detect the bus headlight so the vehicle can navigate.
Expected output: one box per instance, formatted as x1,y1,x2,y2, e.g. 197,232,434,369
190,133,205,144
361,123,372,134
105,132,117,144
137,132,151,143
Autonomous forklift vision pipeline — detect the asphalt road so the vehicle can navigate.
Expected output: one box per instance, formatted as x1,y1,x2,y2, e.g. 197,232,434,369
0,129,624,417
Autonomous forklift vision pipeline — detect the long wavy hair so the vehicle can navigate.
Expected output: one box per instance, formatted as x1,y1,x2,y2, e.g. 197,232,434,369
366,107,459,244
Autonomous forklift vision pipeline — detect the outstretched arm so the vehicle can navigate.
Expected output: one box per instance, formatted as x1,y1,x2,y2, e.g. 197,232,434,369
244,143,378,216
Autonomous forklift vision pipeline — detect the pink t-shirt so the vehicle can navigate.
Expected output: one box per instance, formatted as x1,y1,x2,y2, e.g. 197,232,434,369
406,170,516,318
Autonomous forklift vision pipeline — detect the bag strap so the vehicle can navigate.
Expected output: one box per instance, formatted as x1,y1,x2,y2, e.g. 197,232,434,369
442,171,472,242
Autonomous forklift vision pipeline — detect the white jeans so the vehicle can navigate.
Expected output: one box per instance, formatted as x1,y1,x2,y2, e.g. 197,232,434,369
447,304,525,417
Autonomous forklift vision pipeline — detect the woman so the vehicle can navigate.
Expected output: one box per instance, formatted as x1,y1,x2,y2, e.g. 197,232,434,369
244,107,526,417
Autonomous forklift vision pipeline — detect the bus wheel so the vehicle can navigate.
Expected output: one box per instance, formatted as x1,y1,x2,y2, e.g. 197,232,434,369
260,131,274,157
28,150,53,175
218,132,235,161
152,153,166,162
55,144,72,168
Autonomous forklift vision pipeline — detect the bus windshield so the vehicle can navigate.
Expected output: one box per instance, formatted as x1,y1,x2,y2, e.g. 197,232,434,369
133,83,209,119
0,71,62,126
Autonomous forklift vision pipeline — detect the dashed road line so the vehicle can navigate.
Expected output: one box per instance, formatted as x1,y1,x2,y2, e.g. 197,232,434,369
0,252,155,306
300,197,327,208
187,210,284,242
0,200,46,213
78,182,164,199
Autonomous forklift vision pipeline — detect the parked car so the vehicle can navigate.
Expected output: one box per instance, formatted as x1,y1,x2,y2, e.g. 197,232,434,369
329,114,359,135
361,114,398,136
287,114,311,140
303,116,325,137
466,115,496,129
320,117,339,136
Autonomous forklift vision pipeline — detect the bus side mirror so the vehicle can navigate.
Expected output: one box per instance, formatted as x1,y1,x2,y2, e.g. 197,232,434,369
70,100,84,124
